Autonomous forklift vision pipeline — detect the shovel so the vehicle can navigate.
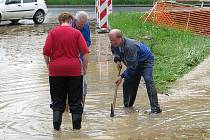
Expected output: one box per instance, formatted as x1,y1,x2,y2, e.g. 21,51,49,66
110,67,122,117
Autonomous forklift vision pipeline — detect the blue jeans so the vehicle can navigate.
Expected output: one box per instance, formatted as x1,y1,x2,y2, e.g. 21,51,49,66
123,56,160,112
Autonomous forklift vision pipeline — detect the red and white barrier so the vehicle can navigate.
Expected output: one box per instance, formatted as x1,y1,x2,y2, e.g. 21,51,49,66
108,0,112,15
95,0,100,27
99,0,108,29
96,0,112,32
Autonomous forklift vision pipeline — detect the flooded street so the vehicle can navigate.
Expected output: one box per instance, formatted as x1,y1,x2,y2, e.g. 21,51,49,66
0,10,210,140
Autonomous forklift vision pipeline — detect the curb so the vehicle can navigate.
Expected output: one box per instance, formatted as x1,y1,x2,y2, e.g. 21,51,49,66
47,4,210,8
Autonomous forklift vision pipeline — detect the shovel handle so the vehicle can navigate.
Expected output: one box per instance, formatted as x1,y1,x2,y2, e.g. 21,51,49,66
110,67,122,117
118,64,122,76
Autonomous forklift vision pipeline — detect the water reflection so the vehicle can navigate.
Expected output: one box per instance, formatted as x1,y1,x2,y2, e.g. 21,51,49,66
0,24,209,140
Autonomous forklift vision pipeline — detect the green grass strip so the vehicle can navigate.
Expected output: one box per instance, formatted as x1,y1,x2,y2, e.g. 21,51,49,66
109,12,210,92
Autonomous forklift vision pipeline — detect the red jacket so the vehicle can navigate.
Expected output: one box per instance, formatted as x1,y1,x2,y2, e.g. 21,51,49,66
43,25,89,76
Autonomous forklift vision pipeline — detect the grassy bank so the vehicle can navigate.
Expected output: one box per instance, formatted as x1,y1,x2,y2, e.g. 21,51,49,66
46,0,154,5
109,12,210,92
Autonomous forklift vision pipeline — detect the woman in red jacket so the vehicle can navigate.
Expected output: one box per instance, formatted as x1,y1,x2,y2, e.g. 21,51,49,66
43,12,89,130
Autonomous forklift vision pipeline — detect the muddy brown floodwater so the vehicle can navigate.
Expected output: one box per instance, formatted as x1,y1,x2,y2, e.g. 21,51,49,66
0,23,210,140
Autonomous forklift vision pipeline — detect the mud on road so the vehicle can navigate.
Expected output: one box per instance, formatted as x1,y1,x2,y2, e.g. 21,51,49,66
0,22,210,140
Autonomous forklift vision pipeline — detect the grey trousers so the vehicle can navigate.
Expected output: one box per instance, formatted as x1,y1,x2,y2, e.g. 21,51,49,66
83,76,87,96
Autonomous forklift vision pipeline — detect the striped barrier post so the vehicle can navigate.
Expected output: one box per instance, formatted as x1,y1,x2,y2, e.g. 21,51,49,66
95,0,100,28
108,0,112,15
97,0,110,33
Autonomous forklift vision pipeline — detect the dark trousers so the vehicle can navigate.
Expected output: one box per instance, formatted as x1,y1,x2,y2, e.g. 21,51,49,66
123,57,160,112
49,76,83,114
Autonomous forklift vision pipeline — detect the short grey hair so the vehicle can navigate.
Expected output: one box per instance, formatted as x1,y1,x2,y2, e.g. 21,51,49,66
109,29,123,38
75,11,89,22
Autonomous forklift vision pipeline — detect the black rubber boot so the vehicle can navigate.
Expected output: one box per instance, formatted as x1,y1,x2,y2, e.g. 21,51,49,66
72,114,82,130
53,110,62,130
150,108,162,114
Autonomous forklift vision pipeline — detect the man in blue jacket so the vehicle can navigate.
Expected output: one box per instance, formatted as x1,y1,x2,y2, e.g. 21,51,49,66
72,11,91,106
109,29,161,114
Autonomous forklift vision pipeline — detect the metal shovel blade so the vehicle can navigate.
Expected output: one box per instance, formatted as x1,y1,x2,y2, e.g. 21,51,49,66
110,103,114,117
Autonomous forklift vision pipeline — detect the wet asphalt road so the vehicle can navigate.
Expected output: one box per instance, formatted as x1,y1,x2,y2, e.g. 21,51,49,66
45,7,151,23
0,6,151,25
